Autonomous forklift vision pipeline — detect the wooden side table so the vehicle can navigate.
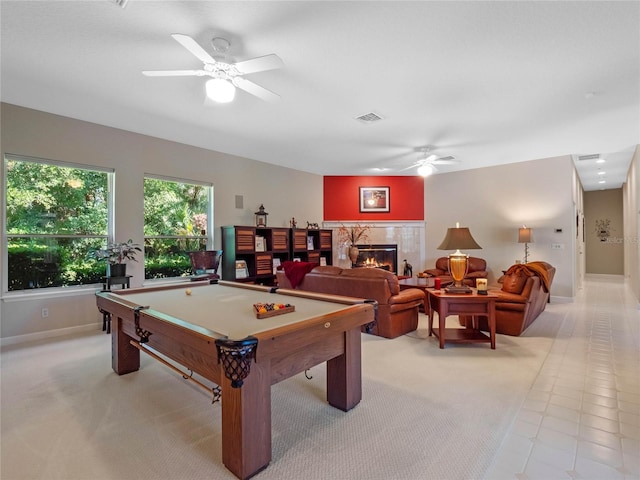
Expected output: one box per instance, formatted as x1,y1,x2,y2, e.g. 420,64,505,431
101,275,132,333
427,289,498,349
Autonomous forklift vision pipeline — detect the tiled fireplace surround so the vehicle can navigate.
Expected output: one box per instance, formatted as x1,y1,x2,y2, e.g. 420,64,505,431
323,221,426,276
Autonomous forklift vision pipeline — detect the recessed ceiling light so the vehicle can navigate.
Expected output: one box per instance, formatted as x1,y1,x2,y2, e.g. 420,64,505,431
596,158,605,164
598,180,606,184
597,171,606,175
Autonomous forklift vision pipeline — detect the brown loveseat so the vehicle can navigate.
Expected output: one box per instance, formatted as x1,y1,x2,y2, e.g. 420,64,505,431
423,256,488,287
276,265,425,339
461,261,555,336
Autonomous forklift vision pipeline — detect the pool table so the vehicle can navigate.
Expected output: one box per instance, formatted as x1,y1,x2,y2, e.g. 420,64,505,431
95,280,375,480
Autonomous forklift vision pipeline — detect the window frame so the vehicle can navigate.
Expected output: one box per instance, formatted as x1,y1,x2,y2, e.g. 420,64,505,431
143,173,214,281
3,154,115,294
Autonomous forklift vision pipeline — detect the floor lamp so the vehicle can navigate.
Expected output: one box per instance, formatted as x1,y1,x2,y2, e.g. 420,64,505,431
437,223,482,294
518,226,532,264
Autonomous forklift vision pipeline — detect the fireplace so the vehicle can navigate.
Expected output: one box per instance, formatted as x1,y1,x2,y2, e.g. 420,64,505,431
353,244,398,274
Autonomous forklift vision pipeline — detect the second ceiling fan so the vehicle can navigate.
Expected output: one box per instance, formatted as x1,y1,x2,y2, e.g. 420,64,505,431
142,34,284,103
401,147,459,176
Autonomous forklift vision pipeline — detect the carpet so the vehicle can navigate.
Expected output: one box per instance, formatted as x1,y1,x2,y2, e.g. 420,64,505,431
0,314,559,480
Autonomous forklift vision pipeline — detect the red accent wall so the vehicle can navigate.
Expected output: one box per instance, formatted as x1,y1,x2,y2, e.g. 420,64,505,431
324,176,424,221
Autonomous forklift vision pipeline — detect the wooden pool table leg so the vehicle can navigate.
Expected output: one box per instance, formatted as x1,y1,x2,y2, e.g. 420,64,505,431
111,316,140,375
326,327,362,411
221,359,272,480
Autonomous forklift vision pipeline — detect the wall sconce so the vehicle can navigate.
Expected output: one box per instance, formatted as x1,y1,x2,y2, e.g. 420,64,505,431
518,226,533,264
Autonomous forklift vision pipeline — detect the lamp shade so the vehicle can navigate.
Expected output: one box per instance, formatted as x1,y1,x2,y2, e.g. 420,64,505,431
518,227,532,243
437,226,482,250
206,78,236,103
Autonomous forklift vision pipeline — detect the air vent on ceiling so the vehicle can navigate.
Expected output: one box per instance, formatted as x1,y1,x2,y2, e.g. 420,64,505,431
438,156,456,162
355,112,384,124
577,154,600,161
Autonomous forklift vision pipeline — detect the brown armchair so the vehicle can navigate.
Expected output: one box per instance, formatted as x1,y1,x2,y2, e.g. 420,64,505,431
423,256,488,287
460,261,555,336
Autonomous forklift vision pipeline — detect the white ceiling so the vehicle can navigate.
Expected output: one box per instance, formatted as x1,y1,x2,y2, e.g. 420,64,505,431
1,1,638,191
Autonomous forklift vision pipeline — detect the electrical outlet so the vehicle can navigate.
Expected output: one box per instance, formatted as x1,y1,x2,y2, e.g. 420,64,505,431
41,308,49,318
552,243,564,250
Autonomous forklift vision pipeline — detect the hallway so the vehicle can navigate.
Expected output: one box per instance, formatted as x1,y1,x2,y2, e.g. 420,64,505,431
486,275,639,479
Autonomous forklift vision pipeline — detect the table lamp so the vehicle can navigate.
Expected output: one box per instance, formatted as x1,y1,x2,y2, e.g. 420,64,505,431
518,226,532,264
437,223,482,294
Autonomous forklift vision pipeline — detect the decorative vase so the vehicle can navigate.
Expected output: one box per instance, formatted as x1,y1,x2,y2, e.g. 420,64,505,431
108,263,127,278
348,245,359,265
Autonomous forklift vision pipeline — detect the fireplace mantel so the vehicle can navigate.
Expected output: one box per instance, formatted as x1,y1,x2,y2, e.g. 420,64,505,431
323,221,426,228
323,221,426,276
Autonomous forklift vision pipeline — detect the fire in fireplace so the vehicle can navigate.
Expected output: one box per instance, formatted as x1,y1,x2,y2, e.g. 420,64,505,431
353,244,398,274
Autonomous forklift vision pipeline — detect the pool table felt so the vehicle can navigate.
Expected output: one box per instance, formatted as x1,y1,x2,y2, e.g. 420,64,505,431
113,282,359,339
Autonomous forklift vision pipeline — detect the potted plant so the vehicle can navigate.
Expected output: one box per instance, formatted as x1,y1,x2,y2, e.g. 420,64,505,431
88,239,142,277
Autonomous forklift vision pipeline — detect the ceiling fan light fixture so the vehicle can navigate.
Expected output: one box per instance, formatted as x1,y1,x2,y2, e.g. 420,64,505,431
206,78,236,103
417,164,435,177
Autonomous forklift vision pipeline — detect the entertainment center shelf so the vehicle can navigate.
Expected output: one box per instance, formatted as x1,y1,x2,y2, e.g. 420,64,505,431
220,226,333,283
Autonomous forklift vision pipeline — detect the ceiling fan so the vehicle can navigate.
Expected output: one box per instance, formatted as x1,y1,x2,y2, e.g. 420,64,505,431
142,34,284,103
400,146,459,176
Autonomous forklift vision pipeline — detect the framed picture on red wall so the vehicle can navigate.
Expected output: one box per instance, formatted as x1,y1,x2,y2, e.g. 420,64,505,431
360,186,390,213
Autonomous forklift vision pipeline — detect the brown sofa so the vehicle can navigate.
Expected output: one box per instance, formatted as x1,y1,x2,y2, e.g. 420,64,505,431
276,265,425,339
423,256,488,287
461,261,555,336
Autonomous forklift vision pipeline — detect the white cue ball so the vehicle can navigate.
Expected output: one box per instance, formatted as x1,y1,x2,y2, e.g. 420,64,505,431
185,288,192,296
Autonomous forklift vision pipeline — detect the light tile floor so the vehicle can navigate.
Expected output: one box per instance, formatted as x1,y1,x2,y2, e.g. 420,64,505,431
485,275,640,479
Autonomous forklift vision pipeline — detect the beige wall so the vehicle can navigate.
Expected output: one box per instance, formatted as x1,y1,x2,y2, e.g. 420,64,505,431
424,156,577,298
0,103,324,342
3,103,636,343
584,189,624,274
623,147,639,303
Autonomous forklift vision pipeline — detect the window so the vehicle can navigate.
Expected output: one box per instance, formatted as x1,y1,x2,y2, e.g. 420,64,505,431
4,155,113,292
143,175,213,280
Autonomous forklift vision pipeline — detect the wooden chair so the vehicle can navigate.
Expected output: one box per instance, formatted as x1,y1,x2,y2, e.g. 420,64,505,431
188,250,222,281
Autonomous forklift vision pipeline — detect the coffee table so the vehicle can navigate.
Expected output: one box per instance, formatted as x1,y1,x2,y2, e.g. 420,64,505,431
426,289,498,349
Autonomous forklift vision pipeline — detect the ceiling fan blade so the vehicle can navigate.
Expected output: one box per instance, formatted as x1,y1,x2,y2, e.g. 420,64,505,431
398,163,420,172
432,161,456,165
432,156,458,165
142,69,205,77
171,33,216,64
233,77,281,103
233,54,284,74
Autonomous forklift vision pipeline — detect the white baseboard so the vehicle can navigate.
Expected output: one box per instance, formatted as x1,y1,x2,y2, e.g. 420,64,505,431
1,323,102,347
